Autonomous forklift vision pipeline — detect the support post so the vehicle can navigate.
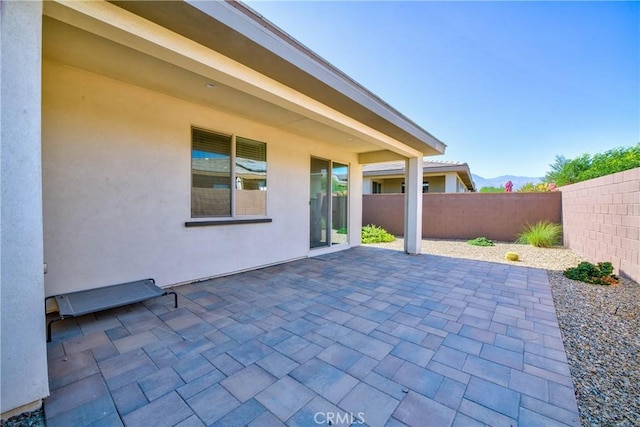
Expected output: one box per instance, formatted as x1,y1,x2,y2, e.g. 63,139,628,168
1,0,49,416
404,156,423,254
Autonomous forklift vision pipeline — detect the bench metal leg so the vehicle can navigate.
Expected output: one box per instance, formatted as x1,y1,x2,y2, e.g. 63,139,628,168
47,317,64,343
165,291,178,308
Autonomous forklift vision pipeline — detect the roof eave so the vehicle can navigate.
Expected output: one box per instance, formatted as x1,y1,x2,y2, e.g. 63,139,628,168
109,0,445,156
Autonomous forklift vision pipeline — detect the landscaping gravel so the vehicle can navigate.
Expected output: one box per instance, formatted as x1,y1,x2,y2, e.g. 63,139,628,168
369,238,640,426
0,408,44,427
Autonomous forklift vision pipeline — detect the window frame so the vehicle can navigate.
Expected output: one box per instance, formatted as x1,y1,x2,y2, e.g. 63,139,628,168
187,126,270,226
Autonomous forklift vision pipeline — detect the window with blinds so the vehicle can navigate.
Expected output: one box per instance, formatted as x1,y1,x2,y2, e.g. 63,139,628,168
235,136,267,216
191,127,267,218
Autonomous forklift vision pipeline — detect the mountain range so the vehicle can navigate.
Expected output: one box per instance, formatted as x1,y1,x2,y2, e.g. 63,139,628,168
471,174,542,190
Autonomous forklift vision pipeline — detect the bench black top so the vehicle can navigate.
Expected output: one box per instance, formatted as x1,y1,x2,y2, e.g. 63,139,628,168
53,279,167,318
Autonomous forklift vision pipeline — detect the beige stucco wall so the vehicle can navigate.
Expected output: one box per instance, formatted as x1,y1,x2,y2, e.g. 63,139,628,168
365,175,447,194
424,176,446,193
1,0,50,416
383,178,404,193
43,61,361,295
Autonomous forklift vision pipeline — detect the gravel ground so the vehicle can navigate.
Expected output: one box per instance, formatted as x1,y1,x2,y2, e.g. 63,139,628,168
368,238,640,426
0,408,44,427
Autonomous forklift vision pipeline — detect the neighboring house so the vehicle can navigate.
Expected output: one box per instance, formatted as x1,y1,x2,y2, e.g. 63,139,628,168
0,0,446,418
363,160,476,194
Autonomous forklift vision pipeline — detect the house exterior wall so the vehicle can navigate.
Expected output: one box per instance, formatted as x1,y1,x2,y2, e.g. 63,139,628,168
1,0,50,416
444,172,457,193
363,192,562,241
42,61,361,296
425,176,446,192
383,178,404,193
364,174,466,194
560,168,639,283
363,177,373,194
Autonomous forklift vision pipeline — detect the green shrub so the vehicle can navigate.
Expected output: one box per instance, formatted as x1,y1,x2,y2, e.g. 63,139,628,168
479,186,504,193
516,221,562,247
336,227,348,234
564,261,619,285
544,144,640,186
467,237,495,246
361,225,395,244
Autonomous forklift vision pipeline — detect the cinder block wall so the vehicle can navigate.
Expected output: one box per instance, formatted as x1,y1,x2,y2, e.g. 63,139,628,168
560,168,639,283
362,194,405,236
424,193,562,241
362,192,562,242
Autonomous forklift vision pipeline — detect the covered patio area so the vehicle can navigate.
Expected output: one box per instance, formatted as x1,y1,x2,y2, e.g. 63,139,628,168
44,247,580,426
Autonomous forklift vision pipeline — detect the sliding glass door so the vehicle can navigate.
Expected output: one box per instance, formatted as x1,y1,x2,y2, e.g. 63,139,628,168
331,162,348,245
310,157,348,249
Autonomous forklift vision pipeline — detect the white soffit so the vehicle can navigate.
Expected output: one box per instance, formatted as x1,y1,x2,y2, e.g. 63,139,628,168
44,0,427,158
111,0,446,157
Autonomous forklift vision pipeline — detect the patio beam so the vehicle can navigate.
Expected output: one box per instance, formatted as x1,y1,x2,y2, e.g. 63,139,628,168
358,150,406,164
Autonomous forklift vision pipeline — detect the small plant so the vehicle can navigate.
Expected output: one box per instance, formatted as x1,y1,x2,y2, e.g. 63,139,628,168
361,224,395,244
516,221,562,248
564,261,619,285
504,252,519,261
516,182,555,192
467,237,495,246
336,227,348,234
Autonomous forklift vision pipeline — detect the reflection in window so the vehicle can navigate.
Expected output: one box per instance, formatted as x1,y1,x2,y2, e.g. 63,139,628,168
310,157,348,248
236,137,267,216
331,163,348,245
191,129,232,217
191,128,267,218
310,157,329,248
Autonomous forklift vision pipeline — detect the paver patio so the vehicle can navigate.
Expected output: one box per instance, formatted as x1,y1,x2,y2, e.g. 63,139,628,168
44,246,581,426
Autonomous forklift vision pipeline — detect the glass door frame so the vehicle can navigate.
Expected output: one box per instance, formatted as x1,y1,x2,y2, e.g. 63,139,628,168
309,156,349,250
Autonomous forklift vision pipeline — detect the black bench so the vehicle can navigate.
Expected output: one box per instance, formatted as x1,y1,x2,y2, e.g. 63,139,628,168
46,278,177,342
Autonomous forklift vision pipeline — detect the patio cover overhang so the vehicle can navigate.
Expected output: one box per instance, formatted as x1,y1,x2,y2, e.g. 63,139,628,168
44,0,446,162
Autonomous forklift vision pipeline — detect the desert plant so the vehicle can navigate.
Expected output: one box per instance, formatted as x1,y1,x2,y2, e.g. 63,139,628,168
504,252,519,261
467,237,494,246
361,224,395,244
564,261,619,285
517,182,554,192
516,221,562,247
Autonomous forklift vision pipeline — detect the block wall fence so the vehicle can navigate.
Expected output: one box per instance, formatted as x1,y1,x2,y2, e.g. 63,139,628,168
560,167,639,283
362,167,639,283
362,192,562,242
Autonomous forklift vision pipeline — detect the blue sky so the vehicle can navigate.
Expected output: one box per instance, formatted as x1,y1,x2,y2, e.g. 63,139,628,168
245,1,639,178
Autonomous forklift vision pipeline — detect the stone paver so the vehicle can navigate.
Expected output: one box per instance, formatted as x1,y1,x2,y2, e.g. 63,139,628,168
45,247,581,426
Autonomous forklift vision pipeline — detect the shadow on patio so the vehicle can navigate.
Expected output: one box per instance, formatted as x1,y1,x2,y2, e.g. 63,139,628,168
45,246,580,426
